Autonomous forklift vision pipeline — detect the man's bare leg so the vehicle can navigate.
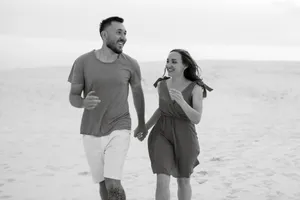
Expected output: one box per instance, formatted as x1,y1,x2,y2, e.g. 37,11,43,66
177,178,192,200
105,178,126,200
156,174,171,200
99,181,108,200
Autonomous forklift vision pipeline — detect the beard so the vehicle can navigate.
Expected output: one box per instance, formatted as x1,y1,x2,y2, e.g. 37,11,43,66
106,39,124,54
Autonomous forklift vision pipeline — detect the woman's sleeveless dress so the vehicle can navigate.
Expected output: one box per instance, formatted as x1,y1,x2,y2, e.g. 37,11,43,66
147,77,202,178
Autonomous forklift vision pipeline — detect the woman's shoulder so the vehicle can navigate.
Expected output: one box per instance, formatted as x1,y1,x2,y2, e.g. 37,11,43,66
153,76,170,88
192,84,204,96
193,79,214,98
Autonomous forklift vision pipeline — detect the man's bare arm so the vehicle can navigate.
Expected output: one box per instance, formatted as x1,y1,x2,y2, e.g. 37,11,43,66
69,83,85,108
131,84,146,125
69,83,100,110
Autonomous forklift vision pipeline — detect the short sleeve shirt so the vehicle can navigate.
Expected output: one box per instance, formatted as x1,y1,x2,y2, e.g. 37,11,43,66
68,50,142,137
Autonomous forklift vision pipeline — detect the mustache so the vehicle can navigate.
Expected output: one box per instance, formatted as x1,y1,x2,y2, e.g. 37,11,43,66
117,39,126,43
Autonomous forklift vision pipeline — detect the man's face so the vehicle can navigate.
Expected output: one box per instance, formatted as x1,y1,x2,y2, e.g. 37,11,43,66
104,22,127,54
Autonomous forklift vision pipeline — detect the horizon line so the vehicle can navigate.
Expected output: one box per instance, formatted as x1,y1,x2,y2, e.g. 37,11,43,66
1,58,299,72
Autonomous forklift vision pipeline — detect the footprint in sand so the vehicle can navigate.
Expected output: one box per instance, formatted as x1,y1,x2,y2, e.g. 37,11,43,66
223,182,232,188
225,194,237,199
6,179,15,183
52,144,60,148
0,195,12,199
37,172,54,177
45,165,60,171
194,171,208,184
3,166,10,170
196,179,208,184
130,174,138,178
196,171,208,176
72,183,81,188
210,157,223,162
78,171,89,176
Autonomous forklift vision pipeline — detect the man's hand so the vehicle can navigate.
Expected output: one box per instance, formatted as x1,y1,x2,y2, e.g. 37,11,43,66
134,123,148,141
83,91,101,110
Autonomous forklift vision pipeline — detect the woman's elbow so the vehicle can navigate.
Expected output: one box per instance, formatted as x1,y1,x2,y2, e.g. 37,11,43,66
191,115,201,124
192,119,200,124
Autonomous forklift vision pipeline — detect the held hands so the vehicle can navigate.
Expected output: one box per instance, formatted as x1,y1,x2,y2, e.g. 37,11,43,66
134,123,148,141
169,89,185,106
83,91,101,110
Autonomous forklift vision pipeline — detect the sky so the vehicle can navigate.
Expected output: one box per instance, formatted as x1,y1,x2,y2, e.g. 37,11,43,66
0,0,300,68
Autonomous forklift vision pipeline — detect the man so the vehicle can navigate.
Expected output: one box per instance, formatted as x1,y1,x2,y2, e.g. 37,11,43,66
68,16,147,200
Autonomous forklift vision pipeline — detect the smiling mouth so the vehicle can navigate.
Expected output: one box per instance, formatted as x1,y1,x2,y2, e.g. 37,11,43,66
117,40,125,46
167,68,175,72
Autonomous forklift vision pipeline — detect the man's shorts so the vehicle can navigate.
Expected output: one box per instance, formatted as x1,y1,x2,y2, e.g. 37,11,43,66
82,129,131,183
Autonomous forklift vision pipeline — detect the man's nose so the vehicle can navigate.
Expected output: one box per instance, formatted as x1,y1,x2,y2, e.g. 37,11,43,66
121,34,126,41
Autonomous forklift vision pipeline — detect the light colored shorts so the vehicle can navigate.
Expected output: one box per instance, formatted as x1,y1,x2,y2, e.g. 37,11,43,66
82,129,131,183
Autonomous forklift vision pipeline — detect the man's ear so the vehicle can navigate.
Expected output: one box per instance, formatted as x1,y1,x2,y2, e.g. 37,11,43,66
101,31,108,40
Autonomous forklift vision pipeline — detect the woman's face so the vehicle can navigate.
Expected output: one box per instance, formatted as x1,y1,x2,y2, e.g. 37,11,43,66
166,51,186,77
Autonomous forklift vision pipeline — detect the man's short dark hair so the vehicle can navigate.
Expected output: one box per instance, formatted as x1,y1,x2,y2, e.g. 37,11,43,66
99,16,124,36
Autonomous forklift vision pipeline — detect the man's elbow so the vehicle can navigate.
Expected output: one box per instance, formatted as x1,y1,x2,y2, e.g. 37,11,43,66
69,93,80,108
131,85,145,99
69,93,75,107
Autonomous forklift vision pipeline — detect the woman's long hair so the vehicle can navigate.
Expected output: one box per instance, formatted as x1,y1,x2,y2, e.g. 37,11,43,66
162,49,213,97
163,49,202,82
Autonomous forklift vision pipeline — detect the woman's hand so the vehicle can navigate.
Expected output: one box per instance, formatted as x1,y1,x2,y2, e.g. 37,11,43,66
169,89,185,106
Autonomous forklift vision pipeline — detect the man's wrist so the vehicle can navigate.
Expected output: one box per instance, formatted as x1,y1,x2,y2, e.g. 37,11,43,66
138,118,146,126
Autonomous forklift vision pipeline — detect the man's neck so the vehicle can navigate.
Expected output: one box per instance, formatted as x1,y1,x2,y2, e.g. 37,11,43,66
96,46,119,63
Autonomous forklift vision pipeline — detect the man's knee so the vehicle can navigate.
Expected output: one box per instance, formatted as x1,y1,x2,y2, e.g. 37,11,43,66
105,178,126,200
157,174,170,189
177,177,190,188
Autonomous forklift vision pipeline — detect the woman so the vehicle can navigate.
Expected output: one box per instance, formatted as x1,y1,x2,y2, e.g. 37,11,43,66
136,49,213,200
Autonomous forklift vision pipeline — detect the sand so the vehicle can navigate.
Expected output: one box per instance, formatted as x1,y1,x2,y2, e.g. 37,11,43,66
0,60,300,200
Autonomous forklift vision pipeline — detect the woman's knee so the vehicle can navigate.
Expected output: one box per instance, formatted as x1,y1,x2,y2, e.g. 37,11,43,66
177,177,190,188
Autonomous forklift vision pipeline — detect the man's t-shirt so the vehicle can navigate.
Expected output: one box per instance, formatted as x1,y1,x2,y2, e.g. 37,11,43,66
68,50,142,137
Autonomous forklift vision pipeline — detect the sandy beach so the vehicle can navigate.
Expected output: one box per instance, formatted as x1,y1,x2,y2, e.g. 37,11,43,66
0,60,300,200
